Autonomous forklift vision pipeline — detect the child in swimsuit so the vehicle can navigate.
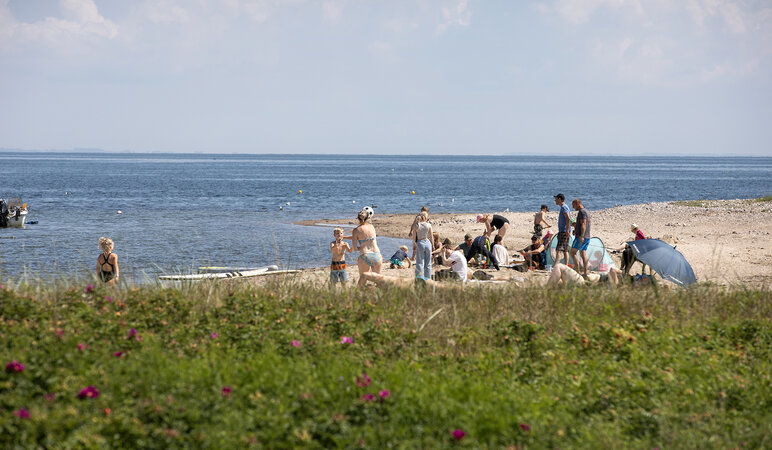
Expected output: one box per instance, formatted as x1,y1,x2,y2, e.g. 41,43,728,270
96,236,119,286
330,227,352,284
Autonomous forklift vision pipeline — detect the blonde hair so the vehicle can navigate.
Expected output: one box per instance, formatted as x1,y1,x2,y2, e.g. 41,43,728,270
418,211,429,222
333,227,344,236
399,245,409,252
99,237,114,252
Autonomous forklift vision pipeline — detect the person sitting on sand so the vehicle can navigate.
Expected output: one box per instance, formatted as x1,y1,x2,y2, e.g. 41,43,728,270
477,213,510,240
433,238,452,266
389,245,412,269
455,234,474,257
435,242,469,281
519,234,545,269
353,208,383,287
330,227,353,284
492,235,510,266
96,237,119,286
534,204,552,237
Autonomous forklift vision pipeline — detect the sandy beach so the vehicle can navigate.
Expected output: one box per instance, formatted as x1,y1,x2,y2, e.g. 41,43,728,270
287,199,772,288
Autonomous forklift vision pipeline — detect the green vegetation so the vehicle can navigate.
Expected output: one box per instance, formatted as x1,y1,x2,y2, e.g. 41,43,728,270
1,279,770,448
751,194,772,203
672,200,712,207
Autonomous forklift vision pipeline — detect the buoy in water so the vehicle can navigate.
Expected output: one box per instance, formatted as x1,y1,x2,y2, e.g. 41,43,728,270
410,190,415,195
298,190,302,194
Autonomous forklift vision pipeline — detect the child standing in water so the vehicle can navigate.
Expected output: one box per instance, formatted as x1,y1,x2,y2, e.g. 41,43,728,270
330,228,352,284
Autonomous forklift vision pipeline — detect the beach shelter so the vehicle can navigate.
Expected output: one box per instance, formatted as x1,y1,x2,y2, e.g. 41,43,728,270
628,239,696,286
543,236,615,272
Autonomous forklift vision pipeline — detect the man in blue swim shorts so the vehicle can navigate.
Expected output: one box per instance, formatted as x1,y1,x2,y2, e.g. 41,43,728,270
570,198,591,276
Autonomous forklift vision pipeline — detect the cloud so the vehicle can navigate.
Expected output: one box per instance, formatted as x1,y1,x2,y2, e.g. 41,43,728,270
141,0,191,24
437,0,471,33
322,1,343,24
552,0,642,24
0,0,117,51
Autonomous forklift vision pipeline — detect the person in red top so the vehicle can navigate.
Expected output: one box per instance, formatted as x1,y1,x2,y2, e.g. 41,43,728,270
621,223,647,275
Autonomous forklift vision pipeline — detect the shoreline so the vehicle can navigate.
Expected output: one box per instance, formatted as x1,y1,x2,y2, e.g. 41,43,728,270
292,198,772,287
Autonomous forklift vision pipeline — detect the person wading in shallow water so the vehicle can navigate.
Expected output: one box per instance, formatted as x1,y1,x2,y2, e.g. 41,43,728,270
96,237,119,286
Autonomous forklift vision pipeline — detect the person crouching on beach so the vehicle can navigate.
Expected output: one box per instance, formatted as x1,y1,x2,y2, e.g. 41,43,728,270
96,237,119,286
330,227,352,284
353,208,383,287
389,245,412,269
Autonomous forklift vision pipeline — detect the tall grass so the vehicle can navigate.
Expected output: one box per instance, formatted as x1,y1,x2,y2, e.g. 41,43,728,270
1,279,770,448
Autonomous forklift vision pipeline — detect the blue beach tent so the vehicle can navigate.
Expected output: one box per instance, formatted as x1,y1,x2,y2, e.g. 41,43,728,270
544,236,615,272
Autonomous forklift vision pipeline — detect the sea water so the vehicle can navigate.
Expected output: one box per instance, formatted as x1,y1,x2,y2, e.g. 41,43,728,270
1,152,770,282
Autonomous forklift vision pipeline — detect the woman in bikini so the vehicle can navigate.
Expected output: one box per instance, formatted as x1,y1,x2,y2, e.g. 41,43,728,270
96,237,119,286
352,208,383,287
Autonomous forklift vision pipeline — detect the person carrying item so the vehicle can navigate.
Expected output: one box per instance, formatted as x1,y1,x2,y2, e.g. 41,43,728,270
389,245,412,269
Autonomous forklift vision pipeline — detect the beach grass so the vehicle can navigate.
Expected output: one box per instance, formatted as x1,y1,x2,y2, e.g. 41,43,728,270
1,279,770,448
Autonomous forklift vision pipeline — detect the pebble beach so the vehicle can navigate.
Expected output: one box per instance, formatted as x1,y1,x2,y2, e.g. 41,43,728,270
289,198,772,288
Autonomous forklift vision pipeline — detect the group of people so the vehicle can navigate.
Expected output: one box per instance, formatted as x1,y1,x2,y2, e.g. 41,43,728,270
331,193,648,288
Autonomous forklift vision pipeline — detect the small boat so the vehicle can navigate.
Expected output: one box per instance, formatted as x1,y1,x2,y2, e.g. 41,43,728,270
1,197,29,228
159,265,299,281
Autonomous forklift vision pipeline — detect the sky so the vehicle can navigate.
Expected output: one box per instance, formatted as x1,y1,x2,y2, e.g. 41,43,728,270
1,0,770,156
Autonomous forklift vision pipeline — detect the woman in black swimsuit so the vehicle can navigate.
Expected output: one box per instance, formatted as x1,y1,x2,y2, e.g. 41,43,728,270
476,213,510,240
96,237,119,285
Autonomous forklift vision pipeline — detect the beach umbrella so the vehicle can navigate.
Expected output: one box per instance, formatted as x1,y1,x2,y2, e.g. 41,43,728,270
628,239,697,286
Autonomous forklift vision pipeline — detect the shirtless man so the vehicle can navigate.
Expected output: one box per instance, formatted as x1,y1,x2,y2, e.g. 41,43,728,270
330,228,353,284
533,204,551,237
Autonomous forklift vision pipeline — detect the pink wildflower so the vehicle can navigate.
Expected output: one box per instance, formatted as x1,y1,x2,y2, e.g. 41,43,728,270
291,340,301,348
210,332,219,339
5,360,25,373
77,343,87,351
15,408,30,419
113,351,124,358
77,386,100,399
127,328,138,337
55,329,65,337
340,336,353,344
44,393,56,402
356,372,371,388
452,429,466,440
85,284,94,294
520,423,531,432
378,389,390,400
105,296,113,303
221,386,232,397
361,393,375,402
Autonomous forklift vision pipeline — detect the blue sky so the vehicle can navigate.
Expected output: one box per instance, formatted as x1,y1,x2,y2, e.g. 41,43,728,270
1,0,770,155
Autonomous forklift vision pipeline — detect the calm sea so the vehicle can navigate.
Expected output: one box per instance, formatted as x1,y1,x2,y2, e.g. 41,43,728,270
1,152,770,282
